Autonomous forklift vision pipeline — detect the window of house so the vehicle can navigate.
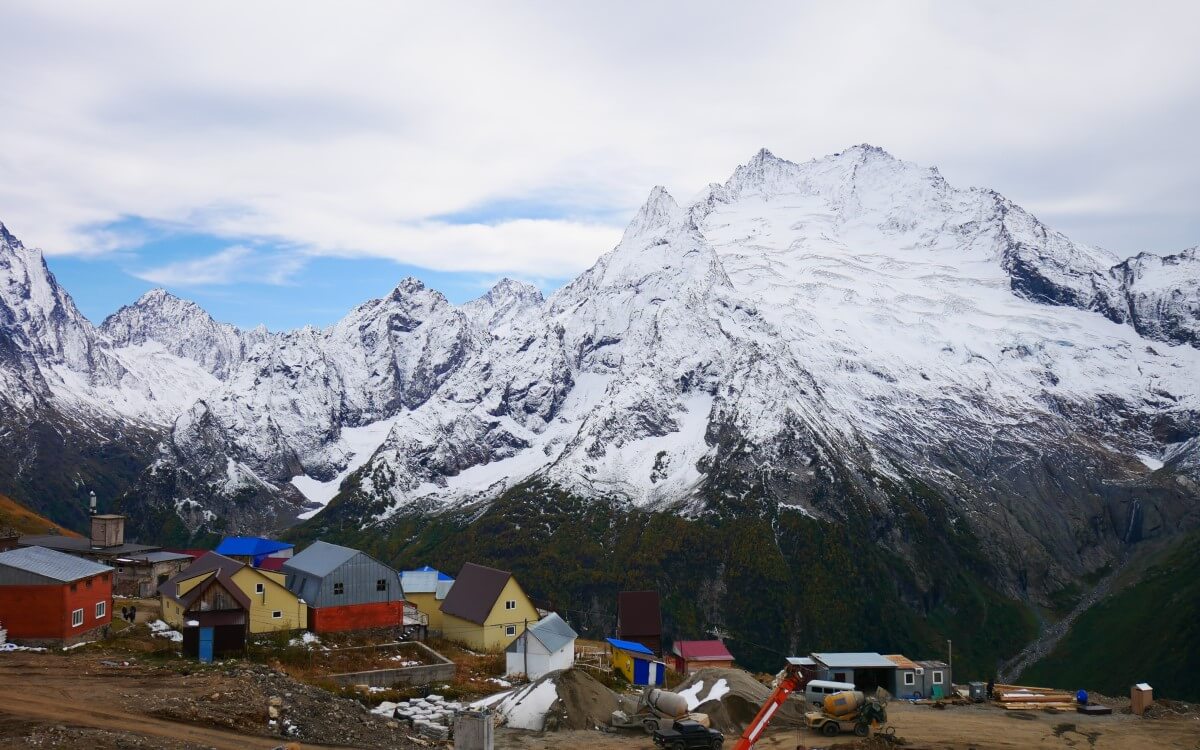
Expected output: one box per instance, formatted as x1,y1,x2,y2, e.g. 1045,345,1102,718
333,582,344,595
95,601,106,619
376,579,387,592
505,625,516,636
70,583,77,592
904,672,915,686
117,566,125,573
272,611,282,619
71,609,84,627
255,583,265,594
85,578,92,588
505,600,516,610
933,671,944,685
834,673,847,683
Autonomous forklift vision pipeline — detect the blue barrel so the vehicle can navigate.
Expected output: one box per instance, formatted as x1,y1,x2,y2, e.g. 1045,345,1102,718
1076,689,1088,705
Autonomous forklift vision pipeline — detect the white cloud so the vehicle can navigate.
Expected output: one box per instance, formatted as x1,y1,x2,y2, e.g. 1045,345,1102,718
0,0,1198,271
134,245,304,287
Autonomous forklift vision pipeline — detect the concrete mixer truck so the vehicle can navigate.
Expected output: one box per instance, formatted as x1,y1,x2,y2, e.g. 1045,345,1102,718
803,690,888,737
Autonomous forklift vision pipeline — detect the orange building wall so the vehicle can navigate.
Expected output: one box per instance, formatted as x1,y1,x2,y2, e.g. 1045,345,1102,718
309,601,406,633
0,572,112,641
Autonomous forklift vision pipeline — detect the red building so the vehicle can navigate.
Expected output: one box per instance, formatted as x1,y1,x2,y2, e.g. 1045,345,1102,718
670,639,735,675
0,546,113,645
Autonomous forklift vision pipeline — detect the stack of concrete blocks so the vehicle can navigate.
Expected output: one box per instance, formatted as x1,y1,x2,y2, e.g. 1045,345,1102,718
453,710,494,750
391,693,467,741
0,623,7,646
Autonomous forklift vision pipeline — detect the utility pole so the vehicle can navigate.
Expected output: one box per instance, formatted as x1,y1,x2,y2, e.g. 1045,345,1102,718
524,618,529,677
948,639,953,687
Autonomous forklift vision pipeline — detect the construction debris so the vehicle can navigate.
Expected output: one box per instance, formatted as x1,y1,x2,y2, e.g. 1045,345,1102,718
993,683,1078,711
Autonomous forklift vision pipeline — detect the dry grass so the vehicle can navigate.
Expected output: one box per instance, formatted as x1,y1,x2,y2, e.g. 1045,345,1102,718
0,493,80,536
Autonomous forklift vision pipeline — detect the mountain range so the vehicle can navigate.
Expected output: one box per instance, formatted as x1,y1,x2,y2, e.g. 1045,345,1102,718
2,145,1198,676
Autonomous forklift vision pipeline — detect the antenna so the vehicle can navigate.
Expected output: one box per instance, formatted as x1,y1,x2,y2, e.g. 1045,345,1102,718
89,491,97,516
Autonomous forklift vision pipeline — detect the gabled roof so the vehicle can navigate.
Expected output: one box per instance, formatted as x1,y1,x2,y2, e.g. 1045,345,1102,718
617,591,661,637
526,613,578,653
606,637,655,656
214,536,293,557
812,652,898,669
439,562,515,625
158,552,246,604
0,546,112,582
178,568,251,612
283,540,360,578
672,640,734,661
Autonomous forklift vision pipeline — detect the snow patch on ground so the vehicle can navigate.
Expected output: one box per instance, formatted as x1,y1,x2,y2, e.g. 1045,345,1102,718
677,678,731,710
469,679,559,731
1136,453,1165,471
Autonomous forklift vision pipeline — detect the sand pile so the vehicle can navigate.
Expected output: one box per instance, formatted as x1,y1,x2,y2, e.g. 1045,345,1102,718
471,668,621,731
675,667,806,733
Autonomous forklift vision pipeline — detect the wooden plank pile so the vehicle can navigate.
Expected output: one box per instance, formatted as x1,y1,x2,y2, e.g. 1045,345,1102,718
993,683,1077,710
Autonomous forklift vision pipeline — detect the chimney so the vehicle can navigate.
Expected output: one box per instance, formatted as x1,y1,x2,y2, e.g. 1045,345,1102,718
88,491,97,516
89,495,126,549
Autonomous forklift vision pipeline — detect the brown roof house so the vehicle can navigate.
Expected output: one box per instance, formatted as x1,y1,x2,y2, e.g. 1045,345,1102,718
617,590,663,656
439,562,539,651
172,563,251,659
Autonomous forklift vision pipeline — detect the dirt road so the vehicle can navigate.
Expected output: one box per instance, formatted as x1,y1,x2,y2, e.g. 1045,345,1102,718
0,653,404,750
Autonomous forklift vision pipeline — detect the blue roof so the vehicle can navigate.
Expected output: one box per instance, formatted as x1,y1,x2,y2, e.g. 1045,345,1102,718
606,637,654,656
215,537,294,556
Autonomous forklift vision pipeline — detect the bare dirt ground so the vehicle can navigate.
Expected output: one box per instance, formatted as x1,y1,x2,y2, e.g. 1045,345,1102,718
496,701,1200,750
0,651,419,750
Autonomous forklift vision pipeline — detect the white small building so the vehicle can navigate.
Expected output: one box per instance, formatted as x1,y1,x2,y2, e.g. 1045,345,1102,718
505,612,577,679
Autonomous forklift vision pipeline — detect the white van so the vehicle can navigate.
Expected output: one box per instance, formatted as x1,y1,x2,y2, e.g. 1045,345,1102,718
804,679,857,707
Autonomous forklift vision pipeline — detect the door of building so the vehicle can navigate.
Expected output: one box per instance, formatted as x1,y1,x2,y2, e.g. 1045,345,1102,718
198,627,214,663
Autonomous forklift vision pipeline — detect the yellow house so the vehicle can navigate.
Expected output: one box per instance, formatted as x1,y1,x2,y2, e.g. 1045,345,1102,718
438,562,538,651
400,566,455,635
158,552,308,633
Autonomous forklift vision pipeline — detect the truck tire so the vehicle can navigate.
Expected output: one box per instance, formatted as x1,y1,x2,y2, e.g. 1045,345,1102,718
822,721,840,737
854,723,869,737
711,738,724,749
671,741,686,750
643,719,659,733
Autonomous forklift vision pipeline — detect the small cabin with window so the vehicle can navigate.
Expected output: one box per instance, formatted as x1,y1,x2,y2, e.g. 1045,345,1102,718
438,562,538,651
283,541,419,634
915,659,952,699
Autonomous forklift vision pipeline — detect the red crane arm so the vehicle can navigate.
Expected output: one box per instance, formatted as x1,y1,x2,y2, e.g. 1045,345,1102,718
732,666,806,750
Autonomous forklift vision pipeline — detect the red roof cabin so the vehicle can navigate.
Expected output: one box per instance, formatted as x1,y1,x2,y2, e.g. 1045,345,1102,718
671,639,735,675
0,546,113,646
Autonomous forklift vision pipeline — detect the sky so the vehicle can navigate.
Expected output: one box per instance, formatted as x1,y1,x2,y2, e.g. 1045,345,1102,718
2,1,1199,330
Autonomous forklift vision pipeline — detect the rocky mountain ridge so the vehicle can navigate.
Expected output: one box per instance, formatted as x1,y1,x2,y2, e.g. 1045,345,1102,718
1,146,1198,603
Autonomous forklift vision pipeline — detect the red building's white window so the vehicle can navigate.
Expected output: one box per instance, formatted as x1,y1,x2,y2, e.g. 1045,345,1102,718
71,609,84,627
95,601,106,619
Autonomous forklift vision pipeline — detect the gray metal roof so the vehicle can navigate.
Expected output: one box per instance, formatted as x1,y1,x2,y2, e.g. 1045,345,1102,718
0,546,113,583
527,612,577,653
282,540,360,579
119,551,193,564
811,652,898,669
401,569,455,599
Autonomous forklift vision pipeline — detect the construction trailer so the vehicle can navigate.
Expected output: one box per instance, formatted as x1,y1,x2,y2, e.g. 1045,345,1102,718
915,660,952,699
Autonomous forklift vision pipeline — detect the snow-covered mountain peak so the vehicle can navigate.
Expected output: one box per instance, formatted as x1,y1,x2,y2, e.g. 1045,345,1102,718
461,278,545,338
623,185,685,241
